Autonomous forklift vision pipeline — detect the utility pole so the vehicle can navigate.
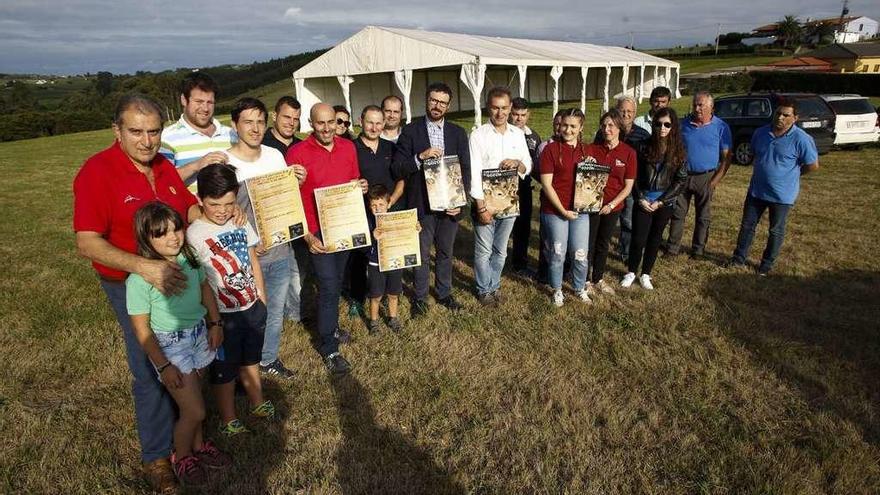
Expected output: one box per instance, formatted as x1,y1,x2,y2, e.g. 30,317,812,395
629,32,634,49
714,23,722,55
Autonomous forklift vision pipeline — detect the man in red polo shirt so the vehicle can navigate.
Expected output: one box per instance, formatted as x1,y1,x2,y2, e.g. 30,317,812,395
74,94,199,495
286,103,367,375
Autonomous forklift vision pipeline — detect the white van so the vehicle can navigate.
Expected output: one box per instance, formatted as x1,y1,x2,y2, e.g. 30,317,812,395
821,95,879,147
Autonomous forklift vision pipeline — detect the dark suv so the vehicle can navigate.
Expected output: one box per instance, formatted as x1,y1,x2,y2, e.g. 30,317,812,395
713,93,836,164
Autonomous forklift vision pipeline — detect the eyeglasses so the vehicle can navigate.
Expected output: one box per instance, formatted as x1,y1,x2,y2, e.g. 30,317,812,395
652,121,673,129
428,97,450,108
336,119,351,127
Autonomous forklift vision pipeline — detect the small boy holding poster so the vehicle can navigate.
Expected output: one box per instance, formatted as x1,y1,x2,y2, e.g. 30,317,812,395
186,164,275,436
366,184,420,334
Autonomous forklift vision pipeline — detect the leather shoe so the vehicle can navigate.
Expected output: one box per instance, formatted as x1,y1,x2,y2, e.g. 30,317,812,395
143,458,178,495
411,299,429,318
437,295,462,311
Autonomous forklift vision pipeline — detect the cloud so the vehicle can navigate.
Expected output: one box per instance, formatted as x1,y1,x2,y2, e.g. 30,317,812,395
1,0,877,74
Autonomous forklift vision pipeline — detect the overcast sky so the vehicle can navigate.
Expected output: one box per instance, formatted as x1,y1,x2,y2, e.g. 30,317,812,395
2,0,878,75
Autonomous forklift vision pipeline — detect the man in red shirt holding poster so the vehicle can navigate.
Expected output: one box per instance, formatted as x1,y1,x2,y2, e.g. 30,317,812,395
286,103,367,375
73,94,200,494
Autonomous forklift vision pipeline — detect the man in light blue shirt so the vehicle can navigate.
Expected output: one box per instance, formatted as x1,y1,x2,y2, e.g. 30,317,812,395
729,98,819,275
664,91,732,258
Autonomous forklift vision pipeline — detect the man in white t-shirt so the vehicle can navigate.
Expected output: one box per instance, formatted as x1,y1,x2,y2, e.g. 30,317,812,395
224,97,307,381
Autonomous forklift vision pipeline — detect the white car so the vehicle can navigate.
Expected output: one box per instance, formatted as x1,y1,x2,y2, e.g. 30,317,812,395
821,95,880,147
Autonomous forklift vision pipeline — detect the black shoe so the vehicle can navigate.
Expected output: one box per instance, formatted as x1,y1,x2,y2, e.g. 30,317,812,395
477,293,497,307
386,317,402,333
437,295,462,311
259,359,296,380
513,266,534,278
723,258,746,269
689,251,705,261
367,319,381,335
334,327,352,344
411,299,429,318
324,352,352,375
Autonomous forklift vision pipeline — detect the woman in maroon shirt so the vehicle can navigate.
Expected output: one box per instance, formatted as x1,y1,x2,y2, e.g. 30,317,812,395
539,108,592,307
584,109,636,296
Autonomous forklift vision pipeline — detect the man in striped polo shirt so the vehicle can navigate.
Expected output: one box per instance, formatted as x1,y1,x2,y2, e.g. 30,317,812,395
160,72,235,188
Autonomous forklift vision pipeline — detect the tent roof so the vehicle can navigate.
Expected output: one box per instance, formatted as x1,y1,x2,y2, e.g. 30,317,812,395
294,26,679,79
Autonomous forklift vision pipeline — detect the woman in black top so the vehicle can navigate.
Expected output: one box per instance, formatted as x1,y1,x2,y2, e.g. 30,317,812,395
621,108,687,290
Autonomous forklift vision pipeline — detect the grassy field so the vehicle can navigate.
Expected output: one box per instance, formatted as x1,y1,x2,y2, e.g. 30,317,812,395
1,75,93,109
2,98,880,494
675,56,790,75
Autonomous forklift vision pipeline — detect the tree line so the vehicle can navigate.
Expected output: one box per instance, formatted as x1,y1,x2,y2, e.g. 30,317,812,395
0,49,325,142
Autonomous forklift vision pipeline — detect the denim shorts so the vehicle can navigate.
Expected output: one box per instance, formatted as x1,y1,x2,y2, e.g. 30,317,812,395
154,320,216,375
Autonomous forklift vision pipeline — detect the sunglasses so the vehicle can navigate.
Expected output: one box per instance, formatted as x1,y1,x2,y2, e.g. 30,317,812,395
652,121,673,129
336,119,351,127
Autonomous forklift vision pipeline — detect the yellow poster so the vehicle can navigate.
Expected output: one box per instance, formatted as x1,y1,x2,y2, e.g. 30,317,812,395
245,168,308,249
314,181,372,252
375,208,421,272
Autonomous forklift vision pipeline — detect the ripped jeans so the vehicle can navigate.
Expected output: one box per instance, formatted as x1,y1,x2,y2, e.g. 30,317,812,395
541,212,590,291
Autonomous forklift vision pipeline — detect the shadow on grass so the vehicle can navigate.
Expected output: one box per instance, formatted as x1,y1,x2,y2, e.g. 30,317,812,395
331,375,464,495
202,377,291,494
705,268,880,445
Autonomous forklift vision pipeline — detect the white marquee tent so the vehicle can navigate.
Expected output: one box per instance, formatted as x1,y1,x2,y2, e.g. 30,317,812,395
293,26,681,131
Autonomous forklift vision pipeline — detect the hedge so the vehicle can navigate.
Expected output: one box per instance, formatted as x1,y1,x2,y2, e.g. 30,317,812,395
750,71,880,96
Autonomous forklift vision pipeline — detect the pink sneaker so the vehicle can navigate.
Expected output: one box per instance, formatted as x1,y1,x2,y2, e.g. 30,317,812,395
172,454,207,486
195,440,232,470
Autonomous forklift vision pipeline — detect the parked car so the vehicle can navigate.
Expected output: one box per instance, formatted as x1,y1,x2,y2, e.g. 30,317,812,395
821,94,880,148
713,93,836,165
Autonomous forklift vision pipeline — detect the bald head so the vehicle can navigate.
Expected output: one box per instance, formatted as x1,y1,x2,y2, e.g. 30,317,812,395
310,103,337,146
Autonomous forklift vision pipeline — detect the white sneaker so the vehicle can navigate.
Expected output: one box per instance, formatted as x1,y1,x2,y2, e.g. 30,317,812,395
620,272,636,288
552,290,564,307
595,279,616,295
576,289,593,304
639,274,654,290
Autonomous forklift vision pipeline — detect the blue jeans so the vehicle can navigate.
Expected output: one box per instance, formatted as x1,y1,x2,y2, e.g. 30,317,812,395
473,216,516,296
284,242,309,322
732,194,792,273
100,280,174,463
541,212,590,291
311,249,350,357
258,256,291,366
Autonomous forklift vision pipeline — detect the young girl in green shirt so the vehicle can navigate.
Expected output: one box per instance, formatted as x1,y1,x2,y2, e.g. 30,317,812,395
126,202,230,487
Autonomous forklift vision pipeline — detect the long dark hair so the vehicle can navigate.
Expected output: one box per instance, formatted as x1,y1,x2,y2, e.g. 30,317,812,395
133,202,199,269
644,108,687,169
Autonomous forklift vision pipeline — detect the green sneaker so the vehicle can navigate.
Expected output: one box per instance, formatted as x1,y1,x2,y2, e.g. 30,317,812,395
250,400,276,419
347,301,364,318
218,419,250,437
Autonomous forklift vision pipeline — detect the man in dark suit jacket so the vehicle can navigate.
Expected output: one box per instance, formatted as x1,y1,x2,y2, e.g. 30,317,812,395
392,82,471,317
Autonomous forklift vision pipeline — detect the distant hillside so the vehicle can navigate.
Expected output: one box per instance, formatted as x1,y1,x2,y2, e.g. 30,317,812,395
0,49,327,142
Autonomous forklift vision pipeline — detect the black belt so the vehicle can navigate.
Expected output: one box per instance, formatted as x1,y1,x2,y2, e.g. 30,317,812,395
688,169,716,176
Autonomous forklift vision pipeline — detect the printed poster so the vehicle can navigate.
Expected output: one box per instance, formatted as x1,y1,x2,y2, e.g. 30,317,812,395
375,208,421,272
572,158,611,213
423,155,467,211
481,168,519,219
245,168,308,249
314,181,371,252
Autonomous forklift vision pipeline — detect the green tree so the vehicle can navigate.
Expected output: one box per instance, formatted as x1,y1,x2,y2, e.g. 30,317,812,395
94,71,114,97
776,15,803,48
